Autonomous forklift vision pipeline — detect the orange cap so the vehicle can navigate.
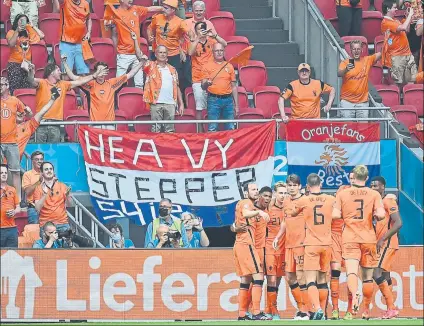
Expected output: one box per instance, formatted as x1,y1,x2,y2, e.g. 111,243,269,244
298,63,311,71
163,0,178,8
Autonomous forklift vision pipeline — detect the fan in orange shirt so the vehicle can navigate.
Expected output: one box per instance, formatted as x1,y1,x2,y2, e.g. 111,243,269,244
333,165,385,319
370,176,402,320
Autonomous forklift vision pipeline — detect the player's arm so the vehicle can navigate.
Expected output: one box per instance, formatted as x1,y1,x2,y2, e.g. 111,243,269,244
69,68,107,89
27,62,40,87
272,220,286,249
147,5,164,12
230,223,248,233
373,194,386,221
377,211,402,252
332,192,342,219
33,88,62,123
61,56,80,81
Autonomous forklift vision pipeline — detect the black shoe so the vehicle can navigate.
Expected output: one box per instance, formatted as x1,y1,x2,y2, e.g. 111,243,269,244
19,201,28,209
251,312,272,320
237,315,251,320
309,311,315,320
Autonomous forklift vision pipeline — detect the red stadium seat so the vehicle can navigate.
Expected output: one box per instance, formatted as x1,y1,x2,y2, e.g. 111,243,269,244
14,89,36,114
114,110,131,131
238,60,267,93
208,11,235,38
224,36,250,65
139,37,150,57
90,14,102,38
39,13,60,45
329,17,339,34
237,107,265,129
238,86,249,109
361,11,383,44
253,85,281,118
63,90,78,117
53,43,60,65
374,35,385,66
374,0,383,12
0,39,10,72
38,0,53,15
369,65,383,85
91,0,105,18
185,87,196,111
0,1,9,23
403,84,424,117
132,0,153,6
374,84,400,107
141,19,152,40
204,0,221,17
31,41,49,69
1,69,7,77
117,87,146,119
362,0,370,10
341,36,368,58
134,112,152,133
391,105,419,129
64,110,90,142
91,37,116,68
34,68,45,78
175,109,197,133
313,0,336,19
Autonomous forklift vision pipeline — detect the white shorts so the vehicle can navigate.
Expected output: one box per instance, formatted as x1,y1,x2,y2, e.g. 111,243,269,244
192,82,207,111
338,100,369,118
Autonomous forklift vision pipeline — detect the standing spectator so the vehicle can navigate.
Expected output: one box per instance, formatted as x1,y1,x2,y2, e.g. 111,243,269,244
185,1,215,36
338,40,382,118
143,45,185,133
144,198,189,247
33,161,72,232
201,43,239,132
0,164,21,248
22,151,44,224
398,0,423,66
148,0,191,91
106,223,135,248
416,17,423,73
62,55,142,130
381,0,417,86
107,1,163,89
278,63,335,121
181,212,210,247
1,76,26,200
27,63,107,142
188,21,226,120
336,0,363,37
6,14,44,94
5,0,45,27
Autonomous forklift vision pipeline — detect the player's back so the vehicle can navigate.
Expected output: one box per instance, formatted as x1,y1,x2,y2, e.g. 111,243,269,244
376,196,400,249
252,205,267,249
284,195,306,249
266,203,286,254
336,186,383,244
332,185,349,235
234,199,256,245
302,193,335,246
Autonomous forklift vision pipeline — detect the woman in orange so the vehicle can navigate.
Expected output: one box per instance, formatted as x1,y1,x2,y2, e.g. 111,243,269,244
6,14,44,94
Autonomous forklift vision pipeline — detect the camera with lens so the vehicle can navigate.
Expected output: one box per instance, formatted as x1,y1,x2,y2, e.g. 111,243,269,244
57,229,95,248
166,231,181,240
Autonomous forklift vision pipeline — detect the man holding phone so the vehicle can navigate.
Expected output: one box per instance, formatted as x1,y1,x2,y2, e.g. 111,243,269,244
338,40,381,118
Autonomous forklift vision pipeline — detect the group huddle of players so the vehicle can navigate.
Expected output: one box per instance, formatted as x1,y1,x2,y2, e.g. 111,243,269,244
232,165,402,321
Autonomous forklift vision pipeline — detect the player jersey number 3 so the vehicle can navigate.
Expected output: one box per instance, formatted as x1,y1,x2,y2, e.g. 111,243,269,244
353,199,364,219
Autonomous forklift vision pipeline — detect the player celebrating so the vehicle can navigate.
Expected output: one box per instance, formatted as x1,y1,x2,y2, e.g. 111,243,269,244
233,182,270,320
371,176,402,319
332,165,385,319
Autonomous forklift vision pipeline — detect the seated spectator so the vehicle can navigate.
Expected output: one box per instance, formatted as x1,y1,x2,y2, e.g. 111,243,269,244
146,224,183,248
200,43,239,132
144,198,188,247
0,164,21,248
336,0,363,37
22,151,44,224
32,221,62,248
5,0,45,27
106,223,135,248
62,55,142,130
27,62,107,143
6,14,44,94
338,40,382,118
278,63,335,121
381,1,417,86
181,212,210,247
33,161,72,233
188,21,226,120
143,46,185,133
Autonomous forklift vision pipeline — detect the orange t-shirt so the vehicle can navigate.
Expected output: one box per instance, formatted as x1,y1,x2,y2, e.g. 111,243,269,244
22,169,41,205
110,6,148,55
0,185,19,228
234,198,256,246
252,207,267,249
200,60,236,95
381,17,412,58
1,96,25,144
297,193,335,246
334,185,384,244
35,79,72,121
60,0,90,44
283,195,306,249
339,54,377,103
336,0,363,8
183,18,216,52
151,14,189,57
375,196,400,249
81,75,127,121
17,119,39,159
281,79,333,119
6,30,32,63
416,71,424,84
33,181,69,227
191,38,216,83
266,203,286,254
332,185,349,234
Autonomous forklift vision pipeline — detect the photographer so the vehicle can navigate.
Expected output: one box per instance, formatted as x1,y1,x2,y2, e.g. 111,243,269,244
144,198,189,248
32,221,62,248
181,212,209,248
106,223,135,249
146,225,182,248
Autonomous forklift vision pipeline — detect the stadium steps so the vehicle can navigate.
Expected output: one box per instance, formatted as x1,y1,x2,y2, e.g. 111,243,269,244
222,0,304,91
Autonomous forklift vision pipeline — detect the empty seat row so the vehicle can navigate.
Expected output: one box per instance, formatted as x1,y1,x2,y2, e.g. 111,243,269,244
375,84,424,116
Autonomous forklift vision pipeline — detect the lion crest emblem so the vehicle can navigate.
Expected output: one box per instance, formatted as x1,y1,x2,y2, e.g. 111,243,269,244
314,144,349,176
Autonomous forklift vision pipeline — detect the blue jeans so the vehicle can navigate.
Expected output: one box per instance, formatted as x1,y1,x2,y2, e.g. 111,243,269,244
59,42,89,74
0,227,18,248
27,207,39,224
207,95,235,132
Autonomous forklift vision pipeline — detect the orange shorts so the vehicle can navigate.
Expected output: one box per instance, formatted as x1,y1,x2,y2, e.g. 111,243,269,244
233,243,262,277
342,242,378,268
304,245,331,272
285,247,304,273
377,247,398,272
264,250,285,277
331,232,343,264
256,246,265,273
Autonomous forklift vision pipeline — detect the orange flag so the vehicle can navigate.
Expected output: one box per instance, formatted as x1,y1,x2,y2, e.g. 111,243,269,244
82,39,95,63
228,45,254,67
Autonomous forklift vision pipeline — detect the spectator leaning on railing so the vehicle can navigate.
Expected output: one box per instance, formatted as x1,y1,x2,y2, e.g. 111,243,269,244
338,40,382,118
